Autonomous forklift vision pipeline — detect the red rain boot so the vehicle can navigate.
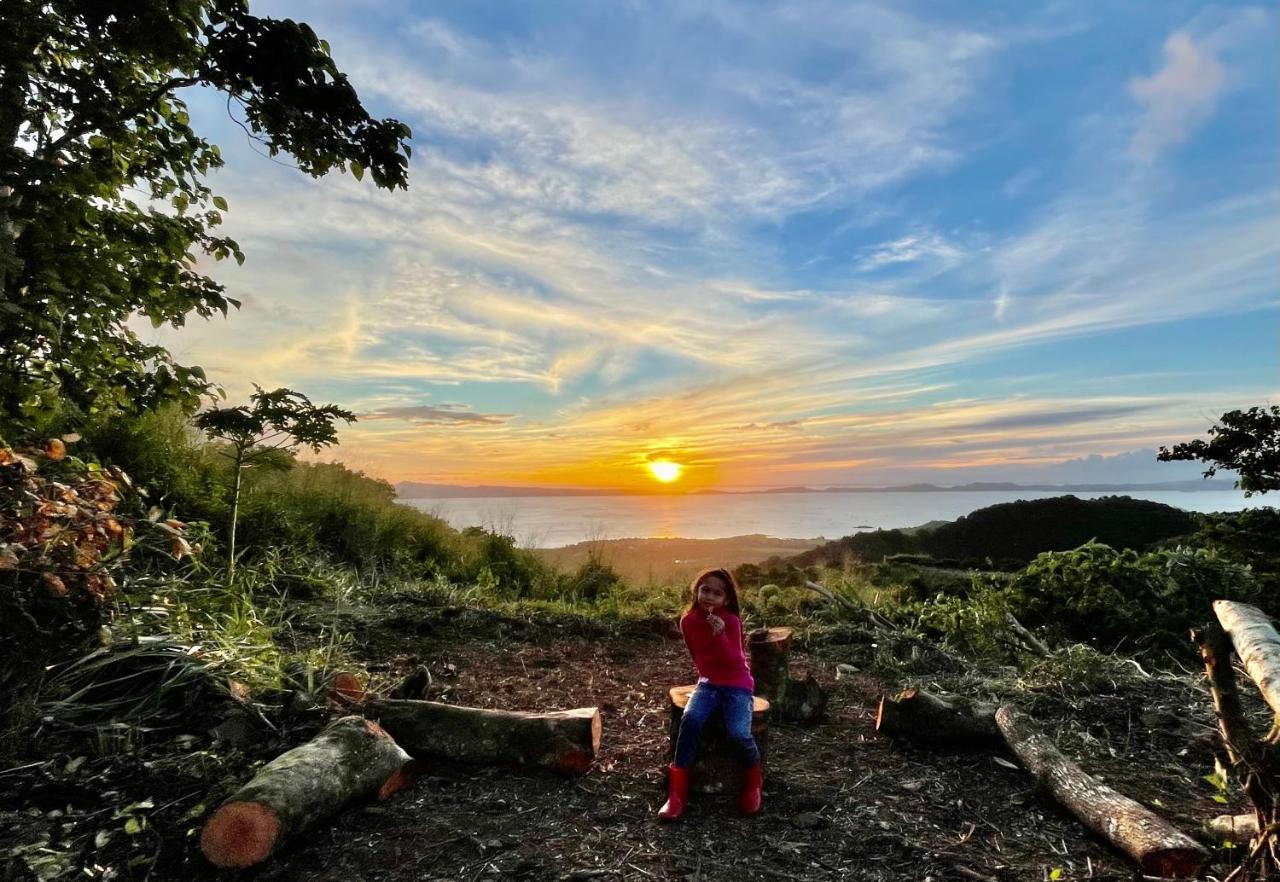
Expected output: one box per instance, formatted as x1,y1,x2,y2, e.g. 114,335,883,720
738,764,763,817
657,764,690,821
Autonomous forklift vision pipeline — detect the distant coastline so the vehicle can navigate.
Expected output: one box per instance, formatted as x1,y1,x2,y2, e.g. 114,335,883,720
396,479,1237,499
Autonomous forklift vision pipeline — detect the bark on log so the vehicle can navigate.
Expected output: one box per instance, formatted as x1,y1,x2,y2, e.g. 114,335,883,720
668,685,770,795
1203,813,1259,845
200,716,412,869
995,706,1208,878
1213,601,1280,722
876,688,1000,750
367,698,601,774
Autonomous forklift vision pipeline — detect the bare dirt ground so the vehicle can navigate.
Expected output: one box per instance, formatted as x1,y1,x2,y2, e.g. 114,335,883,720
533,536,819,586
1,599,1242,882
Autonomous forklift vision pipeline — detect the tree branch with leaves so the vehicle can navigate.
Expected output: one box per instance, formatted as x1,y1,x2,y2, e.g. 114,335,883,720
195,386,354,582
1159,406,1280,497
0,0,411,436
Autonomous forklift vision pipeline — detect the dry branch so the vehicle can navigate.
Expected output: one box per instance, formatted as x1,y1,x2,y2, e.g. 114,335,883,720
200,716,412,869
995,705,1208,878
367,698,601,774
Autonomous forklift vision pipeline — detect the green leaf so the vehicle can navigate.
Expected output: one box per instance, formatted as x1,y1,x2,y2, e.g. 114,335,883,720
124,816,145,835
1212,794,1229,804
350,160,364,181
212,196,228,211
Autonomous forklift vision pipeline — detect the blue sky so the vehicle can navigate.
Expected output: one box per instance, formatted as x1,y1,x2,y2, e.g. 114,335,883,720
158,0,1279,489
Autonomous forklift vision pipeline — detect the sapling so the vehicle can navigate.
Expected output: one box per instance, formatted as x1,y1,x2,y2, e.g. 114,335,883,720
195,386,354,582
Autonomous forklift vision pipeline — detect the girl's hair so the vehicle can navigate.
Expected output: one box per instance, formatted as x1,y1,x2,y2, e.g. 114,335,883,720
687,567,741,615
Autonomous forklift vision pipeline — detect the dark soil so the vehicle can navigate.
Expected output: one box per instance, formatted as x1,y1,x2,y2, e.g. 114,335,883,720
1,599,1247,881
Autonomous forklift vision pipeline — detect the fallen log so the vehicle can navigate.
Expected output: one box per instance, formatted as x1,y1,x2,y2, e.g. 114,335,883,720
367,698,600,774
668,685,770,794
1202,813,1260,845
1213,601,1280,721
995,706,1208,878
876,688,999,750
200,716,412,869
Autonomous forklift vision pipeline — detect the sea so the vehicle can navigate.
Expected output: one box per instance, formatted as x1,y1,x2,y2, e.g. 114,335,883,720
400,490,1266,548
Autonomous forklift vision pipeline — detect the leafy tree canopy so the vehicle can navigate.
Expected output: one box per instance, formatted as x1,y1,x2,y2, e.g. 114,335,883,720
0,0,411,435
1158,406,1280,496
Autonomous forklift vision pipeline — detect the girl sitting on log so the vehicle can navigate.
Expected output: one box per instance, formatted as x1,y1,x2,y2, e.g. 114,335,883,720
658,567,762,821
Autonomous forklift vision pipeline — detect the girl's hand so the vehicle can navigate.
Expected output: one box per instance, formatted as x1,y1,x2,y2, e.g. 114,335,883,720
707,612,725,636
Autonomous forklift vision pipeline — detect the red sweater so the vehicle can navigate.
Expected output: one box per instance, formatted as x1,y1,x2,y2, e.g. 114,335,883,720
679,608,754,691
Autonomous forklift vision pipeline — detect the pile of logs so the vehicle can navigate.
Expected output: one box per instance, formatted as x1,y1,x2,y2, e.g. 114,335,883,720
200,700,600,869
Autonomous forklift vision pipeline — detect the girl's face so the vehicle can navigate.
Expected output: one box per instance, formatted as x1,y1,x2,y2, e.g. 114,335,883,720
696,575,728,611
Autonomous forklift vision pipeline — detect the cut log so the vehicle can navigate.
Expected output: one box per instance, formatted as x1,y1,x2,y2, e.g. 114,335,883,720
367,699,601,775
995,706,1208,878
200,716,412,869
876,688,999,750
667,685,770,795
1213,601,1280,722
1202,813,1259,845
747,627,827,723
327,671,365,706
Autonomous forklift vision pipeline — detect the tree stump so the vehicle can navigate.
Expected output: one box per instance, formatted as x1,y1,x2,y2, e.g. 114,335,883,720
667,685,770,794
748,627,792,705
748,626,827,723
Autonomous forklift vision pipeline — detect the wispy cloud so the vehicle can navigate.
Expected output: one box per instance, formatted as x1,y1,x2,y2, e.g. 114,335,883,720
360,404,514,426
162,1,1277,489
1127,7,1270,161
1128,32,1225,160
857,231,965,272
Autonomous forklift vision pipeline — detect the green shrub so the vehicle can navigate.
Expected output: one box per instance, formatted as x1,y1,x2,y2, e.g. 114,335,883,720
1004,543,1257,651
238,461,456,575
85,405,230,523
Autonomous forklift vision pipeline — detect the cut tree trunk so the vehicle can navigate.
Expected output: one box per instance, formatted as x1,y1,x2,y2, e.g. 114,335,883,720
1213,600,1280,721
876,688,999,750
200,716,412,869
367,699,601,774
995,706,1208,878
748,627,792,706
668,685,770,795
748,626,827,723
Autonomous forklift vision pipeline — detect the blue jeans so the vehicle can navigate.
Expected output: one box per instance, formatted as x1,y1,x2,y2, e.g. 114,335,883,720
673,682,760,769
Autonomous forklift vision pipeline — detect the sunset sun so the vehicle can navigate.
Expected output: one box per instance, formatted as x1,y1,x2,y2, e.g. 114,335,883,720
647,460,682,483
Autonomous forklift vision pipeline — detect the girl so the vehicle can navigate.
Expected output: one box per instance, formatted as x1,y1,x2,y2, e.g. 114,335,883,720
657,567,762,821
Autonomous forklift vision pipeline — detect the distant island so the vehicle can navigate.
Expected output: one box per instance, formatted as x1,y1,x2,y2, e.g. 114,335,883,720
396,479,1238,499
